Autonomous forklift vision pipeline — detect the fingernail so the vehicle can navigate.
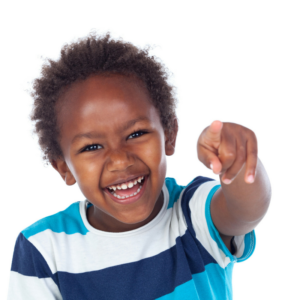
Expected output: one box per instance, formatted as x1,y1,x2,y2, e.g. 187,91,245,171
247,175,254,183
222,178,232,184
210,163,213,170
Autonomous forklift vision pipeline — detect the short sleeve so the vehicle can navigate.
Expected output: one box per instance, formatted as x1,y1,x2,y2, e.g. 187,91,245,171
182,177,256,268
7,233,62,300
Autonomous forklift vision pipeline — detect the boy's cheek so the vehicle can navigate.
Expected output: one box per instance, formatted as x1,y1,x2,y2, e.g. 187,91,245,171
68,157,101,178
142,136,166,163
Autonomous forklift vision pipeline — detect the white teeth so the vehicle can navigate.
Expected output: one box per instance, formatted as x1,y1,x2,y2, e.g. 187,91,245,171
137,176,144,183
128,182,134,188
109,176,145,197
108,176,145,190
113,184,143,199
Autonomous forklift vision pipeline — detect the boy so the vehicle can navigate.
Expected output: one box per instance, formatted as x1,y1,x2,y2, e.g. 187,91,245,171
8,33,271,299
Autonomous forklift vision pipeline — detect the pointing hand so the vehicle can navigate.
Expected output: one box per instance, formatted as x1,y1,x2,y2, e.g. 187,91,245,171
197,121,258,184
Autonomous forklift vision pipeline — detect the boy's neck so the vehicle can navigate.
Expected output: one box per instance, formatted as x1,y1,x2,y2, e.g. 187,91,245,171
86,191,164,233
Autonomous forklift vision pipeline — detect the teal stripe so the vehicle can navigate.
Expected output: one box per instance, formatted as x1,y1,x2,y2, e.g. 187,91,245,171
22,202,88,238
237,230,256,262
156,263,234,300
204,185,234,259
192,263,233,300
156,279,199,300
165,178,185,209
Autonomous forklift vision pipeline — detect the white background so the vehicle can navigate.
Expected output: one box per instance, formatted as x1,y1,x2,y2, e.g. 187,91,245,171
1,0,299,299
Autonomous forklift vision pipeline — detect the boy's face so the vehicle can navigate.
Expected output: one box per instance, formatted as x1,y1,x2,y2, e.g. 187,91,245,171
53,75,176,232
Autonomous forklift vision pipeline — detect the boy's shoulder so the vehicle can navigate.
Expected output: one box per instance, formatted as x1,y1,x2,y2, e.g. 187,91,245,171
165,176,216,208
22,201,88,240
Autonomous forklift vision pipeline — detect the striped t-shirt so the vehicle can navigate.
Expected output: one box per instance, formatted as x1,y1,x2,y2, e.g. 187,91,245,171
8,176,256,300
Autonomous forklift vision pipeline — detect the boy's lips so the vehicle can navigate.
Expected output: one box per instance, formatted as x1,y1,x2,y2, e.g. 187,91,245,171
104,175,148,205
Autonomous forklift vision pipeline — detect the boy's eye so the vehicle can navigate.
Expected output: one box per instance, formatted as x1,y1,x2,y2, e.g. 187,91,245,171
128,130,147,139
82,144,103,152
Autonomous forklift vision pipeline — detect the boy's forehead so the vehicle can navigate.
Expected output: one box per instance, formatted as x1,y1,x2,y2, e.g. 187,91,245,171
60,74,149,105
56,74,162,139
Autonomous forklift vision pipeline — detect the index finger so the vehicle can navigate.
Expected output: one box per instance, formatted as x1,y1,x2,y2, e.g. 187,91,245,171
245,132,258,183
206,120,223,142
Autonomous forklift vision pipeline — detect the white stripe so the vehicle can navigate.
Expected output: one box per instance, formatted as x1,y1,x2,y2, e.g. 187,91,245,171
170,188,188,236
233,234,245,258
27,184,188,274
7,271,62,300
189,181,232,268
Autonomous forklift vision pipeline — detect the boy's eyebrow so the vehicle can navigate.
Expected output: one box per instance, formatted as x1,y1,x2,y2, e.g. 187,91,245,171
71,117,150,144
121,116,149,132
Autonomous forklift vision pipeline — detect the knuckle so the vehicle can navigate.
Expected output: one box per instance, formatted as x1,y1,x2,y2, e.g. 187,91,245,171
239,145,246,152
236,153,245,163
222,151,235,160
236,146,246,162
248,148,258,156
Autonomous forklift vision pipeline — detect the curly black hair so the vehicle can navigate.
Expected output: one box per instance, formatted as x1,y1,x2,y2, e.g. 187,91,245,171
31,33,177,164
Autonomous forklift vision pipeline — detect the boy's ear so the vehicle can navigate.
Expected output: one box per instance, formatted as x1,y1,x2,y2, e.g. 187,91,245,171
165,118,178,156
51,159,76,186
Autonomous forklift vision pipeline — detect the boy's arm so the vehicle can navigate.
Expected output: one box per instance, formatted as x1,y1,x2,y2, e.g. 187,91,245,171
8,233,62,300
197,121,271,252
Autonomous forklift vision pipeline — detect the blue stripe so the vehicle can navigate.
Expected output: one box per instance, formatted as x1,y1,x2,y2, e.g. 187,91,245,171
165,177,185,209
156,279,200,299
156,263,234,300
11,233,53,279
192,263,234,300
22,202,88,239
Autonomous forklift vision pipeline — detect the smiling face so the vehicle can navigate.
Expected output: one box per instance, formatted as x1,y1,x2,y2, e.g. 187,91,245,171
53,74,177,232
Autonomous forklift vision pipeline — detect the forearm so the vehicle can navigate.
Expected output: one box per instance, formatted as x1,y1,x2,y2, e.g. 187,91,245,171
198,122,272,236
221,158,271,222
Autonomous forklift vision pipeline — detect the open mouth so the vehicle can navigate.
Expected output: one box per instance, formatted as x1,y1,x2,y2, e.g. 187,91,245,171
105,176,146,200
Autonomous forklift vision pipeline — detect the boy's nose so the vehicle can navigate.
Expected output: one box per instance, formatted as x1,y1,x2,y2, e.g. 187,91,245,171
106,150,135,172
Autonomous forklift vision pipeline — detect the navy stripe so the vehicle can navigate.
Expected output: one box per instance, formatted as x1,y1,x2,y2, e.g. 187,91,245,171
52,231,217,300
181,176,215,238
11,233,53,279
55,238,191,300
181,227,217,274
